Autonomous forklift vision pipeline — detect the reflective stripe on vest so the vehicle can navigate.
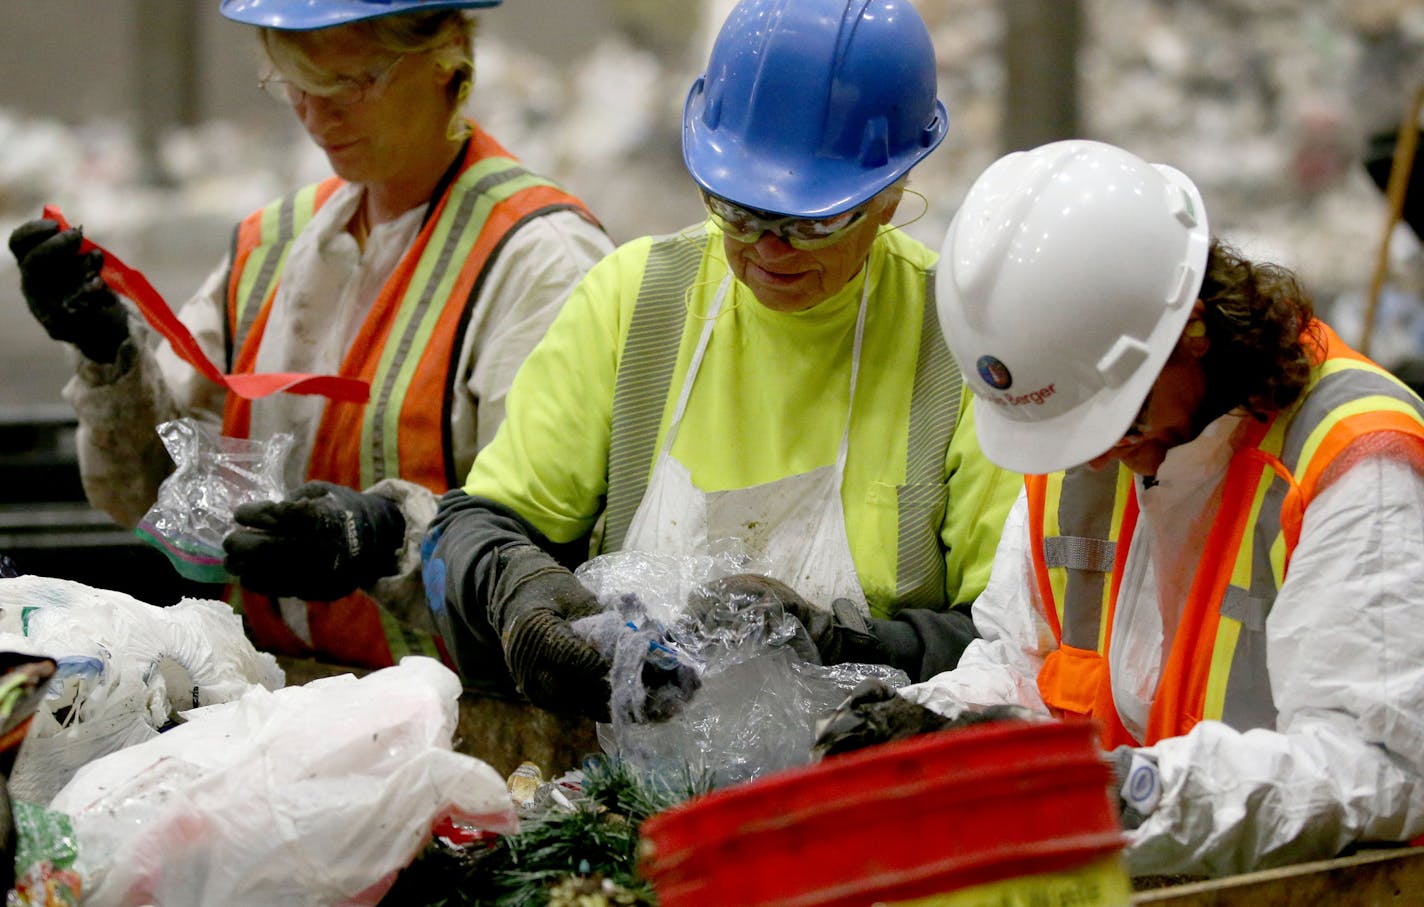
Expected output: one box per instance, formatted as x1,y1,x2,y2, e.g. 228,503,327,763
227,181,337,368
599,229,962,608
895,265,964,607
1031,323,1424,746
220,130,600,668
601,231,702,550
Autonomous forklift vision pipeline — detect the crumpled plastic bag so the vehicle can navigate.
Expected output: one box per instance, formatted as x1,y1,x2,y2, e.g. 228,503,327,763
49,656,518,907
0,575,285,806
573,548,909,789
134,417,293,583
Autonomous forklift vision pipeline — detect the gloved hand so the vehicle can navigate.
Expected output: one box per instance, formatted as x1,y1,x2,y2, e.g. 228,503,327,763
680,572,871,666
810,678,954,759
685,573,968,681
811,678,1037,761
223,481,405,601
8,219,129,363
1108,745,1160,831
490,544,614,722
684,573,839,663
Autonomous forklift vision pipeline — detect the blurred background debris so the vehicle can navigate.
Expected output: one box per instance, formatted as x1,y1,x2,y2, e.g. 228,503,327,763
0,0,1421,599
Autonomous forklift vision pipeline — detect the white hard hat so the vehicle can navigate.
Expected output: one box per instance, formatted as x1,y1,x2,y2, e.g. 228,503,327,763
935,140,1210,474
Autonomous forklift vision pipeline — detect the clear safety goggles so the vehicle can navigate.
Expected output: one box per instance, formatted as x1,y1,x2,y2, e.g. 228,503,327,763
702,193,871,251
259,54,404,108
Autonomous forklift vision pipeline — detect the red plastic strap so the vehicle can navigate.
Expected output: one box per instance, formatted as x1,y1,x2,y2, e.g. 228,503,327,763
44,206,369,403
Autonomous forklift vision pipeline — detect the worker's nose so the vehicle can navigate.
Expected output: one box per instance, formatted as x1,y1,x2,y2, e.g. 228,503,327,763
752,230,799,258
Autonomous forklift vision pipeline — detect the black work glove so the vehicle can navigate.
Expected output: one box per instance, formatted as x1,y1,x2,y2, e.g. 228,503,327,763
810,677,1035,760
491,544,613,722
223,481,405,601
810,678,954,759
8,219,129,363
684,573,836,664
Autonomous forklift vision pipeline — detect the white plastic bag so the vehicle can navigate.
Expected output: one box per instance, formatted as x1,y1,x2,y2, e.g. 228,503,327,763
50,656,517,907
0,575,285,804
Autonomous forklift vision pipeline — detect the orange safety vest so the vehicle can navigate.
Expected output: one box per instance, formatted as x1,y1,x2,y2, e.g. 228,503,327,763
1028,322,1424,749
219,125,600,669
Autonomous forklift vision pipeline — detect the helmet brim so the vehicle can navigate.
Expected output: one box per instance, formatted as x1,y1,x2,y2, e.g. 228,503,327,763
682,79,948,218
220,0,501,30
971,365,1159,475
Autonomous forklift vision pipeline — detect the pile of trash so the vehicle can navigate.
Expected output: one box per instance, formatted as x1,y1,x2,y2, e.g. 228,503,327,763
0,543,914,905
0,574,516,907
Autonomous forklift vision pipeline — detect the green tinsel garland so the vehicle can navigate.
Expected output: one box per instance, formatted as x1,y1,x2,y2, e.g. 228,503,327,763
380,756,710,907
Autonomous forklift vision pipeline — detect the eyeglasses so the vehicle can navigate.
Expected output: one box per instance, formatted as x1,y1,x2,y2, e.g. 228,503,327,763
259,54,404,108
702,193,872,251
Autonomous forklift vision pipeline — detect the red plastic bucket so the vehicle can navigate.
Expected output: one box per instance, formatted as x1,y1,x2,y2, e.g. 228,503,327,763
638,718,1129,907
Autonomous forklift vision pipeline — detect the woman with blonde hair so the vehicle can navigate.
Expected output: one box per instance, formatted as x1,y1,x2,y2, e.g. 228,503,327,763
8,0,613,669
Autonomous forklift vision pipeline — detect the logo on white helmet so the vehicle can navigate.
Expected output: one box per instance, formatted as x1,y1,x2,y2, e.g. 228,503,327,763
976,354,1056,409
976,355,1013,389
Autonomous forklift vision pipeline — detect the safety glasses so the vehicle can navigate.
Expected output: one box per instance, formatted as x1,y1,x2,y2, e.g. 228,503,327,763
260,53,405,108
1118,387,1154,444
702,193,872,250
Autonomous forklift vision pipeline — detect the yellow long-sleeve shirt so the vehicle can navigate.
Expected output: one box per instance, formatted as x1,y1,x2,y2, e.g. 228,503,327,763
464,222,1018,616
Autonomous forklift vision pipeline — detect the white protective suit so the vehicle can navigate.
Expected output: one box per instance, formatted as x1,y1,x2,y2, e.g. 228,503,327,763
902,411,1424,877
61,182,612,611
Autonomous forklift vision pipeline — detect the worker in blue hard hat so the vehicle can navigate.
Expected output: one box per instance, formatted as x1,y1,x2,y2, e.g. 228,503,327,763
7,0,613,669
422,0,1020,722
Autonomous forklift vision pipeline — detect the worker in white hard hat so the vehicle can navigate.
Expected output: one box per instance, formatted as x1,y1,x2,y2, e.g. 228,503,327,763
814,139,1424,878
7,0,613,669
421,0,1020,723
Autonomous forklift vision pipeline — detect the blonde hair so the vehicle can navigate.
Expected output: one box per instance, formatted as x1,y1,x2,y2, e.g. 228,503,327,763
260,11,477,138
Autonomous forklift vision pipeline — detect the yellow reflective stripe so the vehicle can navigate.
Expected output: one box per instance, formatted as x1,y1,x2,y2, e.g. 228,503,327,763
1233,469,1275,589
1203,617,1241,722
232,206,279,324
1205,462,1275,721
1042,473,1068,628
1099,467,1135,652
233,184,321,335
1268,531,1288,586
1295,395,1424,477
359,161,556,485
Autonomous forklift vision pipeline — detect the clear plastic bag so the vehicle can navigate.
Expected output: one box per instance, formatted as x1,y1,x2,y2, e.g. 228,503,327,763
134,418,293,583
573,548,909,790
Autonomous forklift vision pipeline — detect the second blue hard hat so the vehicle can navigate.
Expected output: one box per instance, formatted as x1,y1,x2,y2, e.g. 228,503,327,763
220,0,501,30
683,0,949,218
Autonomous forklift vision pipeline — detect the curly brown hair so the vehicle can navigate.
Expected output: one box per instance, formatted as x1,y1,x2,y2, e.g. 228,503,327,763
1197,240,1319,422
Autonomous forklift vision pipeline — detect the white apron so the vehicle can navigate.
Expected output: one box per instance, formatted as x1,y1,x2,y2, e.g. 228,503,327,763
622,274,871,614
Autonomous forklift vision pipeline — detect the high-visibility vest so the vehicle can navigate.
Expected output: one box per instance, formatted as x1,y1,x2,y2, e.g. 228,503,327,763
599,229,965,609
1028,322,1424,748
220,125,600,668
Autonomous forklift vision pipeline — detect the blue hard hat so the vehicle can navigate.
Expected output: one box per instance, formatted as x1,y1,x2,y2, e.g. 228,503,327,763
683,0,948,218
220,0,501,30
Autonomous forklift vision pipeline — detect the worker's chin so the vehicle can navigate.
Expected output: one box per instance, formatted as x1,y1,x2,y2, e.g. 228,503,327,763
1089,442,1168,477
1118,443,1169,477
